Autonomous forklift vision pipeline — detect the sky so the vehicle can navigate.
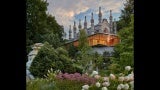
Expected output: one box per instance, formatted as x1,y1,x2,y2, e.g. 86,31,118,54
47,0,126,39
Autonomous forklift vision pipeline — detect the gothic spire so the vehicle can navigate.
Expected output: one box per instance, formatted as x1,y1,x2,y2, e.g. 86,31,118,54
91,12,94,34
91,12,94,23
84,16,87,29
109,10,113,33
113,18,117,34
69,25,72,39
73,21,77,39
78,19,82,30
98,7,102,23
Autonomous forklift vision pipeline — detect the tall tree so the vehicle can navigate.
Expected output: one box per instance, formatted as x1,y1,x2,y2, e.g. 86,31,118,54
109,14,134,73
45,14,64,42
117,0,134,31
78,29,90,52
26,0,64,53
77,29,92,73
26,0,48,46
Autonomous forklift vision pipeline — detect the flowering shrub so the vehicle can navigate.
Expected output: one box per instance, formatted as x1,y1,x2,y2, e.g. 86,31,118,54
81,66,134,90
55,72,96,85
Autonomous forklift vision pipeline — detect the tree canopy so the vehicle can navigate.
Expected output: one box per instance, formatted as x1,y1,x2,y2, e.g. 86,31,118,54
26,0,64,53
117,0,134,31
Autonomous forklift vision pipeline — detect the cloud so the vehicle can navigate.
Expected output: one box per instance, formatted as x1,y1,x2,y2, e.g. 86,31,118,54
47,0,125,39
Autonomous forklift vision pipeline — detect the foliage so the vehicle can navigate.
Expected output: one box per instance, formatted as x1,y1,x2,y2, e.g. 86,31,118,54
30,42,77,78
77,29,93,73
78,29,90,52
67,43,78,59
43,33,62,49
92,52,103,70
26,0,64,52
117,0,134,31
26,78,57,90
109,14,134,73
54,79,84,90
30,42,57,77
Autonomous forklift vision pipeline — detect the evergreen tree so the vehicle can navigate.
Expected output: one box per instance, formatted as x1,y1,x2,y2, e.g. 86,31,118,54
78,29,90,52
77,29,92,72
117,0,134,31
109,14,134,73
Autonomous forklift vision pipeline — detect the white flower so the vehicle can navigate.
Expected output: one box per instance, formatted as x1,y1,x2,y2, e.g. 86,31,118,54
96,82,101,87
91,71,98,76
125,66,131,71
118,76,124,82
94,75,101,79
124,76,130,82
110,74,116,80
101,87,108,90
82,85,89,90
128,74,134,81
102,82,110,87
119,84,124,89
103,77,109,82
117,85,122,90
124,83,129,90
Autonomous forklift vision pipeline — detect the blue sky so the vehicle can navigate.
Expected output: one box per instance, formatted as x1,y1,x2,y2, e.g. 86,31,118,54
47,0,126,39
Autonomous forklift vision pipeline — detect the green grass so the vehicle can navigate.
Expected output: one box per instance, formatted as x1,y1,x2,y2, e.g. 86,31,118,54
27,78,84,90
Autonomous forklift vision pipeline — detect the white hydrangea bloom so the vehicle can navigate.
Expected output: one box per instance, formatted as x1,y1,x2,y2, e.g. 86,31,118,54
125,66,131,71
128,74,134,81
118,76,124,82
103,77,109,82
82,85,89,90
117,85,122,90
96,82,101,87
91,71,98,76
119,84,124,89
102,82,110,87
124,76,130,82
110,74,116,80
124,83,129,90
101,87,108,90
